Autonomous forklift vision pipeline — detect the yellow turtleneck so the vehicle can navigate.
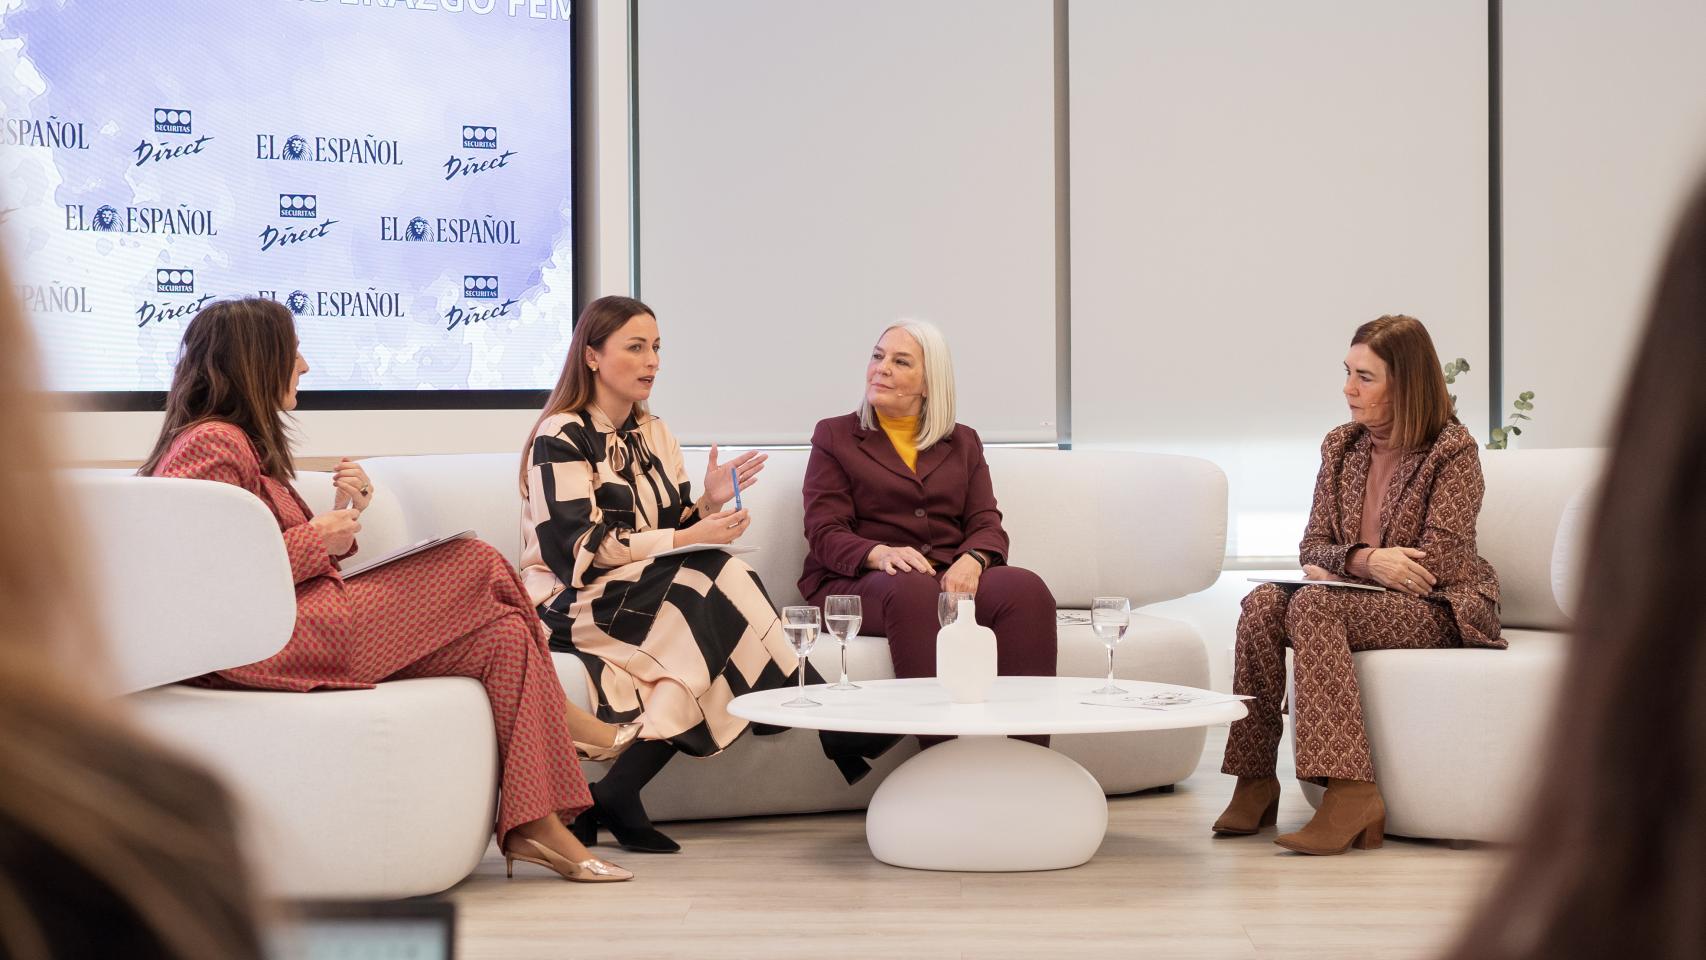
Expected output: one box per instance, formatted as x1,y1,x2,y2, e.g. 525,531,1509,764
876,410,920,472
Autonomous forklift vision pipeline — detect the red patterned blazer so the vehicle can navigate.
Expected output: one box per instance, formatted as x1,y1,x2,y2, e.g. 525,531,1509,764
150,420,366,690
1301,420,1504,649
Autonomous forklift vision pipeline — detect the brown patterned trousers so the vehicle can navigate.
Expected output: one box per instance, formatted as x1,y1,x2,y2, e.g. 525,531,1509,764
1221,583,1459,783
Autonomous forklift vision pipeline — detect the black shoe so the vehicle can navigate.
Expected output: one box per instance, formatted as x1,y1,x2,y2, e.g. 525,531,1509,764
587,783,680,854
568,808,600,847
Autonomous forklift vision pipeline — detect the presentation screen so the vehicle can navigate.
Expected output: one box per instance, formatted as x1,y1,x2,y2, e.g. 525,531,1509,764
0,0,575,405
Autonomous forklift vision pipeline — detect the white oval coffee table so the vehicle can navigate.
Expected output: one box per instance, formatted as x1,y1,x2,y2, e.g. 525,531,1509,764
729,676,1246,872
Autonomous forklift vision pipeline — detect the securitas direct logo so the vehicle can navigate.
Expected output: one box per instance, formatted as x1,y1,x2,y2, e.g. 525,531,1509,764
380,215,519,245
263,287,407,320
464,275,499,299
64,203,218,236
156,268,195,294
445,122,516,181
255,132,402,166
154,108,192,134
259,193,337,253
138,269,213,328
279,193,318,219
463,125,497,149
136,106,213,167
446,274,518,331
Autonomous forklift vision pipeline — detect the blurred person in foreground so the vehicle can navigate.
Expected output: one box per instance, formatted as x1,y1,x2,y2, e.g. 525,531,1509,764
1441,175,1706,959
0,264,263,955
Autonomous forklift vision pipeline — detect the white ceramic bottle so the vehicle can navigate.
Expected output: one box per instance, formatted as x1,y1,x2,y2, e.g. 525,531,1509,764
936,598,998,703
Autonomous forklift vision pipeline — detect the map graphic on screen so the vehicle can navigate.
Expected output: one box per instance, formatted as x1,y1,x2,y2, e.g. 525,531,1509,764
0,0,575,395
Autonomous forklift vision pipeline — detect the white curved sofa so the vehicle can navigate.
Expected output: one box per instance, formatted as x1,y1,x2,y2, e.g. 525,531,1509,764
1297,447,1602,842
84,447,1227,898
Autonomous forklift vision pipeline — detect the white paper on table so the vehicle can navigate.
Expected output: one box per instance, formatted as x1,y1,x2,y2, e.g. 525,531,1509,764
1083,689,1254,711
650,543,761,560
1247,576,1386,592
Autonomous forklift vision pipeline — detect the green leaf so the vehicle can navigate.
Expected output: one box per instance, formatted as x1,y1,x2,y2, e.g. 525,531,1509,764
1510,426,1522,435
1519,391,1534,400
1512,412,1531,420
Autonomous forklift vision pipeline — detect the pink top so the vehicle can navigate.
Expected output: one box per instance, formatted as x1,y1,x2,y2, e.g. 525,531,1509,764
1348,423,1399,577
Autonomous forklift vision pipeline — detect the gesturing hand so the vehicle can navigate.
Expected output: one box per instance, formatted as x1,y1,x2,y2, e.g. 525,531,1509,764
676,509,750,548
940,554,982,594
1366,547,1436,597
865,544,935,576
311,508,362,557
331,458,373,512
702,445,767,509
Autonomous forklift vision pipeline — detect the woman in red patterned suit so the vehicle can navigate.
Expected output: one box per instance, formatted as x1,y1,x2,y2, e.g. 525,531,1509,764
140,298,631,884
1214,314,1502,855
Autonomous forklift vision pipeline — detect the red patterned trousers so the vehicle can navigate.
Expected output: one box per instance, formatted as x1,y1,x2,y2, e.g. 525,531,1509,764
373,540,592,843
1221,583,1458,783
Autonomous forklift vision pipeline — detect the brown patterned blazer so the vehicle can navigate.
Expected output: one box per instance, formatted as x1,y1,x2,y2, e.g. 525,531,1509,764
1300,420,1504,649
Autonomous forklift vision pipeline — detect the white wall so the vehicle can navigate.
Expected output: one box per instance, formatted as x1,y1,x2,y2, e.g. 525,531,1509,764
635,0,1059,445
1068,0,1491,557
1501,0,1706,449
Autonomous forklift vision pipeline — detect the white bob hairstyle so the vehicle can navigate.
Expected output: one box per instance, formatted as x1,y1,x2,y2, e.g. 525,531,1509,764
856,318,958,450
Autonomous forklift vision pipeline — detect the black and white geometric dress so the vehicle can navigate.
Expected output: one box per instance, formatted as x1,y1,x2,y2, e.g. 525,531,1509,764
519,405,802,758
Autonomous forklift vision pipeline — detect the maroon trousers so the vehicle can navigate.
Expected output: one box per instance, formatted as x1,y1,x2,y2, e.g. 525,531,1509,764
811,565,1058,745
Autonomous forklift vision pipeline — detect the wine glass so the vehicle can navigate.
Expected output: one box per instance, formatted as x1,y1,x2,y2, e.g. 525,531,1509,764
824,595,862,691
937,591,974,628
1090,596,1131,695
780,605,822,708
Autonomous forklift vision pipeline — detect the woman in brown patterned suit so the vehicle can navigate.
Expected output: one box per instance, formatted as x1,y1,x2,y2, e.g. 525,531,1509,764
1215,315,1502,855
521,296,884,855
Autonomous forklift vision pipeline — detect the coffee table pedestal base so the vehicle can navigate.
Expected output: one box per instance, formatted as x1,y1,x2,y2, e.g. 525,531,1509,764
865,736,1108,871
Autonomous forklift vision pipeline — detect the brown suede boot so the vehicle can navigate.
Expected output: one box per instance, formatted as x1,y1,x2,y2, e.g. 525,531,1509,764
1274,778,1385,855
1212,776,1281,835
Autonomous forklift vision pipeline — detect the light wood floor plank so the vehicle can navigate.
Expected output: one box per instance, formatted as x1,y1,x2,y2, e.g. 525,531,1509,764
446,727,1504,959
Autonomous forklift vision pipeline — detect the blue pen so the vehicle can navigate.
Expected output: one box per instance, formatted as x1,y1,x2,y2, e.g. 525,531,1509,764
731,465,743,510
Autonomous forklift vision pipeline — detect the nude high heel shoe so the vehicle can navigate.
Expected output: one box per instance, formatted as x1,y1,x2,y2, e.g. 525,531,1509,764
575,721,641,762
503,837,633,883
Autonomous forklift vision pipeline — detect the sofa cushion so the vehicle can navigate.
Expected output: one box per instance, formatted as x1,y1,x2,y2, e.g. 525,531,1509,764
1475,448,1603,630
1299,628,1572,841
73,475,297,694
132,678,498,899
359,447,1228,610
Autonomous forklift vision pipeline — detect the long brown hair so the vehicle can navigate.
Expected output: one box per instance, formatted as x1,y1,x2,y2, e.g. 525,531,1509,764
0,260,262,956
1440,179,1706,959
519,295,654,493
140,297,300,480
1351,314,1455,451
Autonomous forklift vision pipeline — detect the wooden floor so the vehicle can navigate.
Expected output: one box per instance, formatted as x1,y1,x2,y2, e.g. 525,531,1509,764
445,727,1504,960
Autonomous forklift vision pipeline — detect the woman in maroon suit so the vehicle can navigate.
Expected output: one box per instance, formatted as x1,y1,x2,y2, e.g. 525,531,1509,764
801,320,1057,710
140,298,632,884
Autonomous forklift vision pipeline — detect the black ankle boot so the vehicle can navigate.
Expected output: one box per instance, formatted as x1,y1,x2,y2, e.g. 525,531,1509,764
587,781,680,854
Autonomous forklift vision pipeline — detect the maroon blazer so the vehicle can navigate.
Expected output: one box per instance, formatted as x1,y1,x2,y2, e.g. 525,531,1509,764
799,413,1010,601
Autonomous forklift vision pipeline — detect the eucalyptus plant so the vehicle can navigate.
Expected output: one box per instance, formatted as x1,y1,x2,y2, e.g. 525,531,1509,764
1442,357,1536,450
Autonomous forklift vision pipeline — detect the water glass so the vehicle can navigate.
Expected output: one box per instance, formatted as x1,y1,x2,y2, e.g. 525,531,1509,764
824,595,862,691
937,591,974,628
780,605,822,708
1090,596,1131,695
